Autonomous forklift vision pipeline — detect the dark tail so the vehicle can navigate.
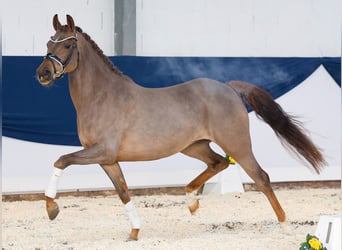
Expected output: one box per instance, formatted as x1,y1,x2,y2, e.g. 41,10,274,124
227,80,326,174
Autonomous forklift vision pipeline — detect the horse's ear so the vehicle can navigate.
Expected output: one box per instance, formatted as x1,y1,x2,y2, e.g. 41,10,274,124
66,15,75,32
53,14,61,31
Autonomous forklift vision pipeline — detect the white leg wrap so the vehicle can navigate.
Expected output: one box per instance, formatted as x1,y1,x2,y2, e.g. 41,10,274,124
125,201,141,229
45,167,63,199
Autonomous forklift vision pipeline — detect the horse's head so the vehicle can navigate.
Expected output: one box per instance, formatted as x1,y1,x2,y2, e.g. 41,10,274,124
36,14,79,86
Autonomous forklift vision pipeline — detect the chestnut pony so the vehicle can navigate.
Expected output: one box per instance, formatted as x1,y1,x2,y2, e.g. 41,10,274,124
36,15,325,240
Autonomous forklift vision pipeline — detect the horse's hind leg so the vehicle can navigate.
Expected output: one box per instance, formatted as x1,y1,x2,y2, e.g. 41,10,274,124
243,157,285,222
181,139,229,214
227,150,286,222
101,163,140,241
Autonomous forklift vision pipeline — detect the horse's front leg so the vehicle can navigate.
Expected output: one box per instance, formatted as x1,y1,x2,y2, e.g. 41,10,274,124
45,144,114,220
101,163,141,241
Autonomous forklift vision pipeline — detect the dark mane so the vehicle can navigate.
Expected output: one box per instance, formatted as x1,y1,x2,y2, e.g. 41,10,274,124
75,26,123,76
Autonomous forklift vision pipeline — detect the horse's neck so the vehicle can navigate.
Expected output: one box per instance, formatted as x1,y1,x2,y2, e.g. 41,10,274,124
68,36,133,112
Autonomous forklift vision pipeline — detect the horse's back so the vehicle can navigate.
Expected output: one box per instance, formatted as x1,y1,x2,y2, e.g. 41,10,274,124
120,77,249,159
183,78,248,118
136,77,245,122
150,77,243,106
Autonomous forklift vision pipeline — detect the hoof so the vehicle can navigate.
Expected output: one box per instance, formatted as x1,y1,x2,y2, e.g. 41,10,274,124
46,197,60,220
127,228,139,241
277,212,286,223
188,199,200,215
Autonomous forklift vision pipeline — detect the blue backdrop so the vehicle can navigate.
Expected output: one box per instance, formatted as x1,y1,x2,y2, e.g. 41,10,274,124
2,56,341,146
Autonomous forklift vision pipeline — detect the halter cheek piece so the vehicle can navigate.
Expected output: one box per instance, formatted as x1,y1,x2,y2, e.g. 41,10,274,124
45,34,79,79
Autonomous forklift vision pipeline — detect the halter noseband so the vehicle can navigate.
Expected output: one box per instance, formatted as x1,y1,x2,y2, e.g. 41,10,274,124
45,33,78,79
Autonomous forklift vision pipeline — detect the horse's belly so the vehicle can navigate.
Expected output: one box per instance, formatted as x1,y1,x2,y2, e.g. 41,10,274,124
116,144,181,162
116,130,201,162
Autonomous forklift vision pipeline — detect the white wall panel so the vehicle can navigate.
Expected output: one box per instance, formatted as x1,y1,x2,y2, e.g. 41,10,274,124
2,0,115,56
136,0,341,56
3,0,340,56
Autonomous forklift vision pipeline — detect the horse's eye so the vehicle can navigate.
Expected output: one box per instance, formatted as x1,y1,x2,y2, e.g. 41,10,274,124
64,44,71,49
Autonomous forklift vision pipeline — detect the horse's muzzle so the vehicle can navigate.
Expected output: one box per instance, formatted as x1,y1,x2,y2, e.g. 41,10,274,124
37,66,54,87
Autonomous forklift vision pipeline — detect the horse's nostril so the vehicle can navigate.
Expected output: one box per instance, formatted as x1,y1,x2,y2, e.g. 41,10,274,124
43,69,52,78
37,67,53,85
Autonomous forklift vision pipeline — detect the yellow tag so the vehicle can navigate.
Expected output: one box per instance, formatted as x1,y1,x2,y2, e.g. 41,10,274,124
226,155,236,165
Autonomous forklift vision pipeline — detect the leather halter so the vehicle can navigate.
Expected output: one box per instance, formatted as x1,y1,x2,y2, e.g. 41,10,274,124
45,34,79,79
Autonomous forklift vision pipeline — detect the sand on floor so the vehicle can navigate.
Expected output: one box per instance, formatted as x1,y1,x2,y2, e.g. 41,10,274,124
2,188,340,250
